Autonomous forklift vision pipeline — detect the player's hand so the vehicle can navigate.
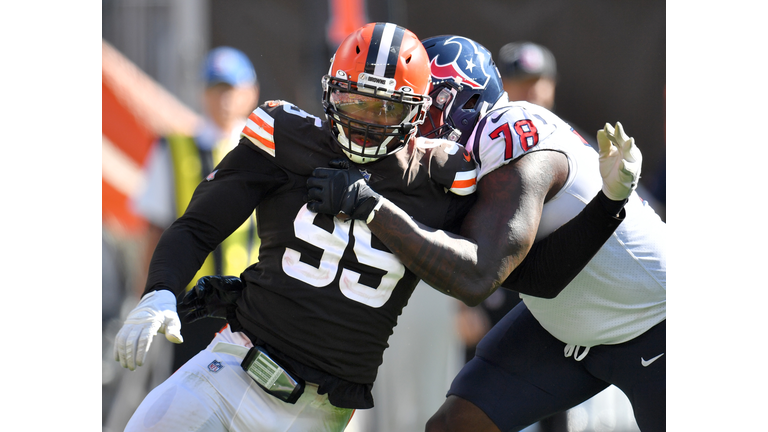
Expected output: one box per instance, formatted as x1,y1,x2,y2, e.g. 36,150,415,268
178,275,244,324
596,122,642,201
113,290,183,371
306,160,382,222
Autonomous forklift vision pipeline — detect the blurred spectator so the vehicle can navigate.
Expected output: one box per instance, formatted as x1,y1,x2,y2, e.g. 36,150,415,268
104,46,260,432
498,41,558,110
131,46,260,370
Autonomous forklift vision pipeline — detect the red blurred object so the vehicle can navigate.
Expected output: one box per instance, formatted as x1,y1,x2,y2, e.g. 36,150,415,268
101,40,201,234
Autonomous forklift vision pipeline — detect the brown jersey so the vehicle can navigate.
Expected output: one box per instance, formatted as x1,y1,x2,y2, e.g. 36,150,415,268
145,100,477,407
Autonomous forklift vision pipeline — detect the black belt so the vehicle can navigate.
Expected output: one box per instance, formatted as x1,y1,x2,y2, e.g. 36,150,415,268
228,319,374,409
212,342,305,404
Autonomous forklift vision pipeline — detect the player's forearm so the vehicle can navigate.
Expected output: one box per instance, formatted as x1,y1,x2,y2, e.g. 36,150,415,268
501,190,626,298
368,199,497,306
143,218,214,296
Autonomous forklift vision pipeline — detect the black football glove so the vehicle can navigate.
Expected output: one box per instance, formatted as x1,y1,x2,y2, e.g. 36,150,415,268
178,275,245,324
306,159,382,222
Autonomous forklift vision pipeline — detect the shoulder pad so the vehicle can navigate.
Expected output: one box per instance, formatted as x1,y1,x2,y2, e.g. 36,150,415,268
241,100,325,156
240,101,337,176
241,103,279,157
415,137,477,196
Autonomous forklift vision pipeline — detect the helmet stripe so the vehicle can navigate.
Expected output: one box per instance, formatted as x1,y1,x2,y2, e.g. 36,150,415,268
384,25,404,77
366,23,404,78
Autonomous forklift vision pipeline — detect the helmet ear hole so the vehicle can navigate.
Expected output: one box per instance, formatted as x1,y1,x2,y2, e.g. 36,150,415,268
356,46,360,54
463,94,480,110
405,55,411,64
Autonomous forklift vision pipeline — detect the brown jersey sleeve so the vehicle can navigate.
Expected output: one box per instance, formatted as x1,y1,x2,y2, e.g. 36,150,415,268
144,143,288,296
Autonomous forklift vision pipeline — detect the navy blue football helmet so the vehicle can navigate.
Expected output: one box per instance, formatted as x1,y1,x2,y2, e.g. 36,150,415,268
420,35,507,145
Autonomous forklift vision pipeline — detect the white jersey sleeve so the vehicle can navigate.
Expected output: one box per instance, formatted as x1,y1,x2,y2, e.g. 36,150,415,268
466,101,666,347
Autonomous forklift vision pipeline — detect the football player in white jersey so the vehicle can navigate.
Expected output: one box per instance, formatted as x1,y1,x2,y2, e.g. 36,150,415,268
306,35,665,431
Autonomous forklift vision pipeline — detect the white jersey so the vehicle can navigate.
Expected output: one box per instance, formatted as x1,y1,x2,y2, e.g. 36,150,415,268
467,101,666,347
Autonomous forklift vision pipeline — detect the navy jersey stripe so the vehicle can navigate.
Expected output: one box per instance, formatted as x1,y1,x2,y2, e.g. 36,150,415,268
472,115,488,170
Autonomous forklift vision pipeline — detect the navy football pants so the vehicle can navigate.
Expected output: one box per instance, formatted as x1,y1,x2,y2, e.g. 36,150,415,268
448,302,665,432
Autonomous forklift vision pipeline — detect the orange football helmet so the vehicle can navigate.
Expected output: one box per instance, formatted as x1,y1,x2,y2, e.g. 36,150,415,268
322,22,432,164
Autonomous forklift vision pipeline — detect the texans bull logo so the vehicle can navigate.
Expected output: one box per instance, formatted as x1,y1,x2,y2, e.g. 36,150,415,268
429,36,491,90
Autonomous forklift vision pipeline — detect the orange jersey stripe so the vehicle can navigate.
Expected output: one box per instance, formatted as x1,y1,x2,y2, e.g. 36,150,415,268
452,177,477,189
248,111,274,136
243,126,276,150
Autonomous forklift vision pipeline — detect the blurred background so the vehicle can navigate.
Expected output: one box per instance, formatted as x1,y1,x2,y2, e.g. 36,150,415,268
103,0,665,227
102,1,664,431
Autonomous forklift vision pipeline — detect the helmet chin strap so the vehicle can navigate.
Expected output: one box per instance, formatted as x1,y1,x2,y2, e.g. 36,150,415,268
335,123,396,164
341,148,378,165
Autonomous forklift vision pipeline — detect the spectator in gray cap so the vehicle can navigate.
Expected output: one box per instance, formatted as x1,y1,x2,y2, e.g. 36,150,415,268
497,41,558,110
496,41,596,151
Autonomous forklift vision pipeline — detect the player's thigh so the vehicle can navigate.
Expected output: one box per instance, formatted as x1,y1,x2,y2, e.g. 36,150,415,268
124,368,228,432
124,347,251,432
586,319,666,432
126,343,354,432
279,384,355,432
446,302,608,432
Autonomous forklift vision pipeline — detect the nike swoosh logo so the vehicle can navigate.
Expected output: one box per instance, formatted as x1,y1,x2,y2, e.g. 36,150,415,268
463,152,471,162
490,108,512,123
641,353,664,367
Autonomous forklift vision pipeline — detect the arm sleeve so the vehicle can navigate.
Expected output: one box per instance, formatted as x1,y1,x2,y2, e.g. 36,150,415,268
501,190,626,298
143,143,288,296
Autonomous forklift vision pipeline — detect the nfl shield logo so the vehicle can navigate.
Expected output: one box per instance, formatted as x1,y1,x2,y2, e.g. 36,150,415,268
208,360,224,373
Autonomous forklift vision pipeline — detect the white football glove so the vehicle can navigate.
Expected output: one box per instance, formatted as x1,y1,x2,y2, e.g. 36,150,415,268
113,290,184,371
596,122,643,201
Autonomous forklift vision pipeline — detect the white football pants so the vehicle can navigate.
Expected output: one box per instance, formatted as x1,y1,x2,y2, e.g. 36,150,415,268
124,326,355,432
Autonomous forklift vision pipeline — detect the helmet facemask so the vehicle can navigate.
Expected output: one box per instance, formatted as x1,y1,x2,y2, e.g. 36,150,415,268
419,82,463,143
322,22,432,164
323,73,431,164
